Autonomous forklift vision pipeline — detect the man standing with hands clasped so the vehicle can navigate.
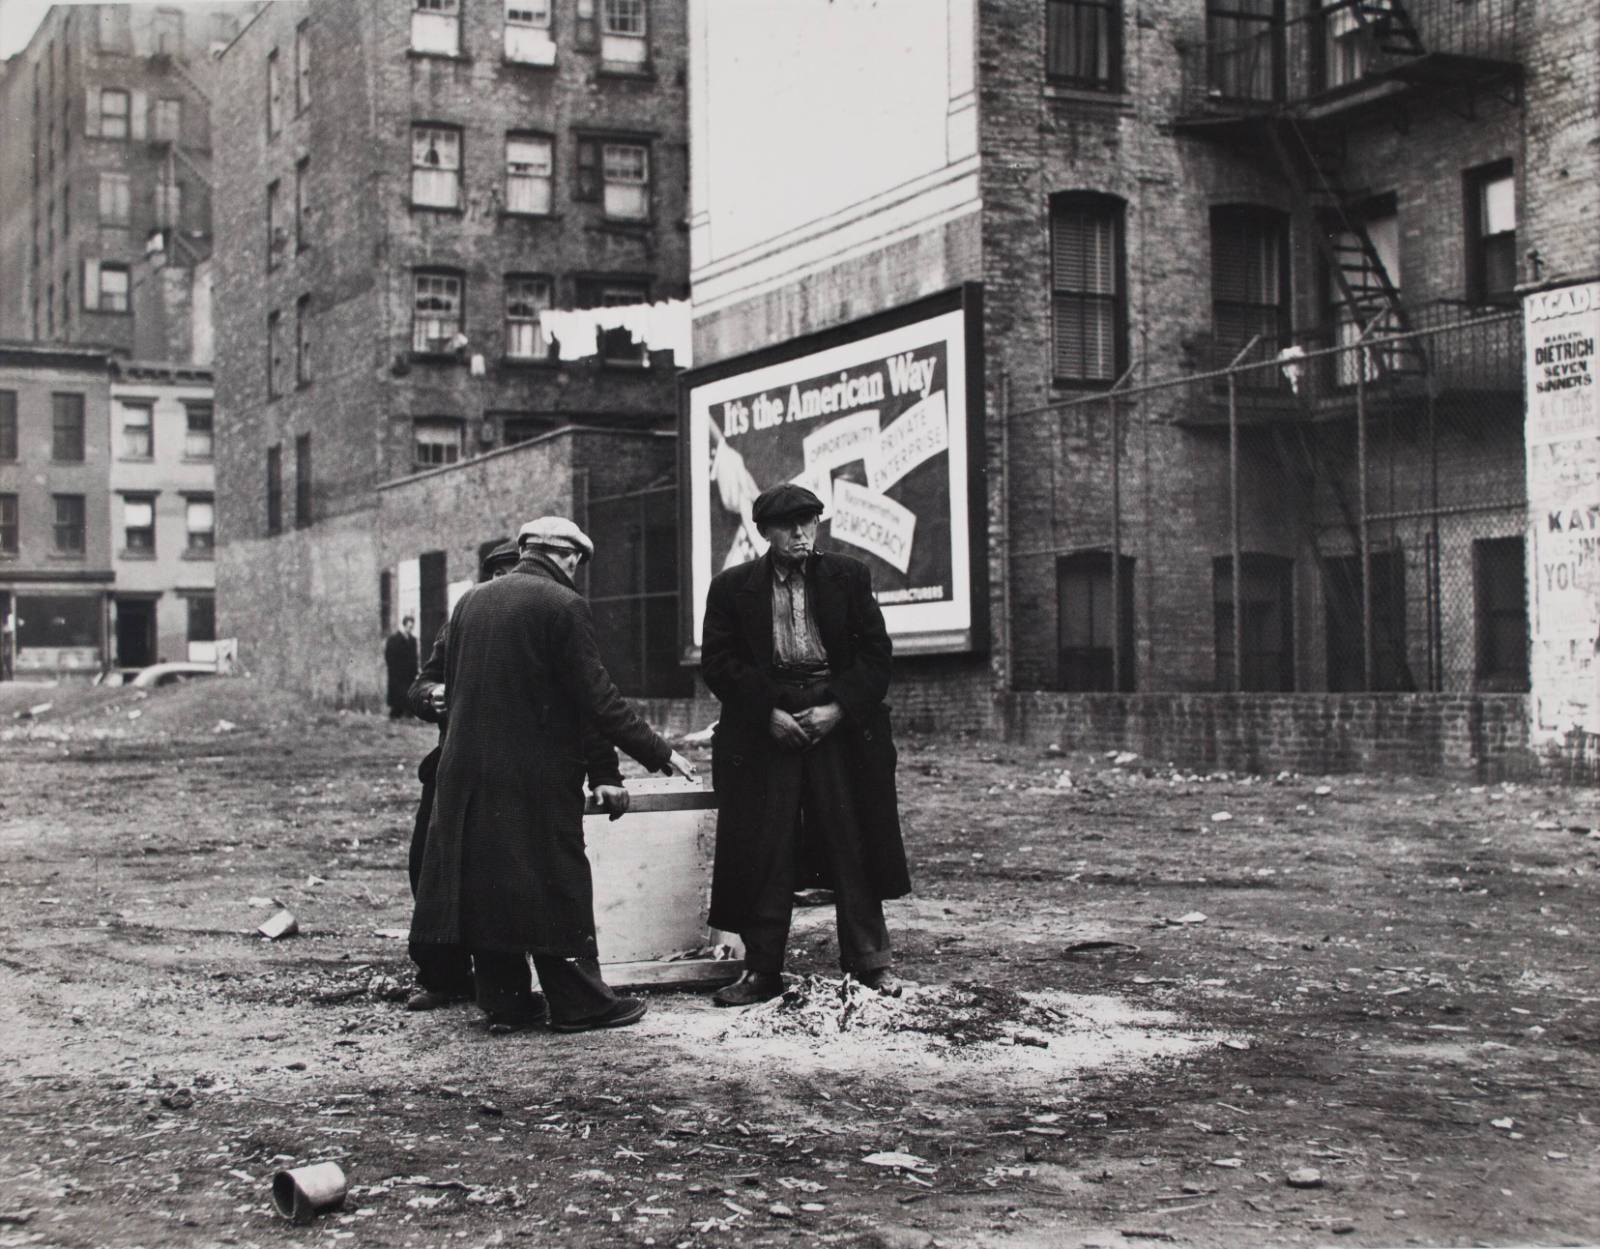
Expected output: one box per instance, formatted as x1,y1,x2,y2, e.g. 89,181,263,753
410,516,696,1034
700,483,910,1006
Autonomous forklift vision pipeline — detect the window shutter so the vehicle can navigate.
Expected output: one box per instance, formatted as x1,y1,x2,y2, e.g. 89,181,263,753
83,259,101,310
130,90,148,140
85,86,100,137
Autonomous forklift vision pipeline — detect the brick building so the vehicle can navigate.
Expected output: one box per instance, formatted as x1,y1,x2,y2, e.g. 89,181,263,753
0,3,241,363
0,343,115,678
211,0,690,704
689,0,1600,728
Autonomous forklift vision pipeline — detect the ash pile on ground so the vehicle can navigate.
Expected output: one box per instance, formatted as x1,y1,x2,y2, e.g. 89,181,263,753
690,974,1230,1085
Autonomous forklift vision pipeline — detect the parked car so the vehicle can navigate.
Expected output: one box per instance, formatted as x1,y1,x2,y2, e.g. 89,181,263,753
130,661,218,688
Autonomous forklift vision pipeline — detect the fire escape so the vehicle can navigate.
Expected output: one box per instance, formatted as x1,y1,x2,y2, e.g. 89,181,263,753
1174,0,1523,689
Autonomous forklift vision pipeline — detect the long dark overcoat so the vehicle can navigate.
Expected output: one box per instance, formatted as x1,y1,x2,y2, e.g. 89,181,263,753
384,630,419,711
409,555,670,956
701,550,909,933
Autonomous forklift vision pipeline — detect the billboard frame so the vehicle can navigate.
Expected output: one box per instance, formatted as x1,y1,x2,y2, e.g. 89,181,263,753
677,282,988,665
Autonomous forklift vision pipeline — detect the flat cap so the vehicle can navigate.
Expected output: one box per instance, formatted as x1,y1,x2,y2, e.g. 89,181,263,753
517,516,594,564
752,483,825,526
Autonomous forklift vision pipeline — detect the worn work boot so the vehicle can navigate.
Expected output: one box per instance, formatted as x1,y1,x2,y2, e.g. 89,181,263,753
405,983,476,1011
484,993,550,1034
712,971,785,1007
549,996,648,1033
855,968,902,997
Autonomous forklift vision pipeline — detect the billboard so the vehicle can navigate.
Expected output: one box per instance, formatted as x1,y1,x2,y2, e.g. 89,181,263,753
681,285,986,658
1523,280,1600,740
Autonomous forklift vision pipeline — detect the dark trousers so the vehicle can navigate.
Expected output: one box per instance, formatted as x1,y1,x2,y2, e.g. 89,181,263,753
407,776,474,994
472,951,620,1025
741,679,892,977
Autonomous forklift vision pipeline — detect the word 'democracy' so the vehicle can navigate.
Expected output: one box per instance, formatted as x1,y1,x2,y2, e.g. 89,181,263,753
831,479,916,575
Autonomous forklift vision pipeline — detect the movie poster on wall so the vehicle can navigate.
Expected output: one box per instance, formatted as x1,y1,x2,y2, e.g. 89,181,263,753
682,287,984,657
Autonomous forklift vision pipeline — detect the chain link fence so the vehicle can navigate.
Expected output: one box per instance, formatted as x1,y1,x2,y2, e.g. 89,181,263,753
1004,306,1526,694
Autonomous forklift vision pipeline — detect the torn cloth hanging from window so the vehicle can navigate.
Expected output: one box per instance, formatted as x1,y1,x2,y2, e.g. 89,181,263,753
537,299,691,365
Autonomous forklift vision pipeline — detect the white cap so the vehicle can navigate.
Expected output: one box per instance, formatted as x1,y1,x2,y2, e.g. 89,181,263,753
516,516,594,564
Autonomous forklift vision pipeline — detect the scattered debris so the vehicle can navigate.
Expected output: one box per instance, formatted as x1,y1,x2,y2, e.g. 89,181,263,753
257,904,299,940
1286,1168,1324,1189
1210,811,1233,823
862,1151,934,1173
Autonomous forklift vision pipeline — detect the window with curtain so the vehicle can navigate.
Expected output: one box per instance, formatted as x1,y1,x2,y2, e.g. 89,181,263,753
98,172,130,226
118,400,153,458
413,0,461,55
412,125,462,209
505,134,553,214
1207,0,1281,102
504,276,551,359
602,142,649,219
186,498,215,553
1466,161,1516,306
412,272,463,353
1046,0,1121,90
184,403,213,459
413,419,463,469
1050,193,1124,383
122,496,155,554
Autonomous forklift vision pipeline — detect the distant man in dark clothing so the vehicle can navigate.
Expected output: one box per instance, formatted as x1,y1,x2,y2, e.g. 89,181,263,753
384,616,420,719
700,483,910,1007
410,517,696,1034
402,540,520,1011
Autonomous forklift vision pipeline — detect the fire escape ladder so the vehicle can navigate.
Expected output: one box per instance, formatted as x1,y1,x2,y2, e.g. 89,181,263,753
1265,117,1427,381
1337,0,1426,58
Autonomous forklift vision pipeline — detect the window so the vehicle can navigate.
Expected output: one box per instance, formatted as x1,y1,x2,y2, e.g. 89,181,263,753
600,0,648,64
506,134,553,214
53,494,86,554
0,392,15,461
1329,200,1400,385
1466,161,1516,306
1474,537,1527,690
296,294,312,385
411,125,462,209
267,49,283,137
575,138,650,219
505,0,555,64
52,393,85,461
155,180,182,230
1214,554,1294,691
99,88,130,139
184,403,213,459
505,275,551,359
295,157,311,250
1211,205,1289,379
1047,0,1121,91
1209,0,1281,101
154,8,183,54
413,419,463,469
1056,551,1135,691
295,21,311,112
118,399,154,458
1050,193,1125,383
266,444,283,535
295,434,312,527
1321,0,1380,90
96,262,130,312
412,271,463,353
413,0,461,56
0,494,16,555
122,495,155,554
268,310,284,398
153,97,181,142
267,179,284,266
98,7,131,52
1323,550,1410,692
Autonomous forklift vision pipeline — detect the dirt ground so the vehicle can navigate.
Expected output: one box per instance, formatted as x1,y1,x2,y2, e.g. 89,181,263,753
0,677,1597,1249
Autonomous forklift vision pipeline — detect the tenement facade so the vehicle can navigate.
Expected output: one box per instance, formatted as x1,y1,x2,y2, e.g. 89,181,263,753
688,0,1600,725
212,0,690,703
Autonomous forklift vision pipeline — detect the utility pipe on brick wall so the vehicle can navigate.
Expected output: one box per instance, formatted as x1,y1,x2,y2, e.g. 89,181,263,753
1356,320,1376,693
1227,336,1262,695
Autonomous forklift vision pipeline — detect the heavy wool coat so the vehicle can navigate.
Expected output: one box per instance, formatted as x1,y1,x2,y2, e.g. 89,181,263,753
409,555,670,956
701,550,909,933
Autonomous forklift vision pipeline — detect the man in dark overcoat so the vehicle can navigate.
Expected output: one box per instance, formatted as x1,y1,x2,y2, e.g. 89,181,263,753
410,517,695,1033
384,616,420,719
701,483,910,1007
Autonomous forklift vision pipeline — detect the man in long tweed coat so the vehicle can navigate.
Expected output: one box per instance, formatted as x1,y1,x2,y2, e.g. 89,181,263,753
701,483,910,1007
410,517,695,1033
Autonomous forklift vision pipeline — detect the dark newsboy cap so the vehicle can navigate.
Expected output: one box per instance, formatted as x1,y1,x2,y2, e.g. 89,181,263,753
751,483,825,526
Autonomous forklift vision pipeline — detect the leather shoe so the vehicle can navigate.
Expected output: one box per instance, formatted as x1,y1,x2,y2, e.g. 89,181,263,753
484,993,550,1033
855,969,902,997
406,985,474,1012
549,996,647,1033
712,971,785,1007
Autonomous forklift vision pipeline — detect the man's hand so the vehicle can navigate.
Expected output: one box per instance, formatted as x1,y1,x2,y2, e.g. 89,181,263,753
665,750,698,781
426,685,447,716
593,784,630,821
794,702,843,743
768,708,811,751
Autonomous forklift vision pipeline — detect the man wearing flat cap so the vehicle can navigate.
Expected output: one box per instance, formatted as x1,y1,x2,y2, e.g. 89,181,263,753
411,516,696,1033
701,483,911,1006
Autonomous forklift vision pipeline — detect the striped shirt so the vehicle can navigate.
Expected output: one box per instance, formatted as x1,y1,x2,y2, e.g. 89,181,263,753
770,558,826,666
